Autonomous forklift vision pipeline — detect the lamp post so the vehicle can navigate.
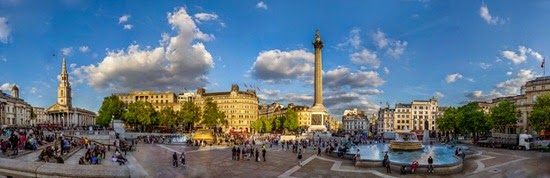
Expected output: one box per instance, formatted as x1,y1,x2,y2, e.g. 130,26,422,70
111,115,114,130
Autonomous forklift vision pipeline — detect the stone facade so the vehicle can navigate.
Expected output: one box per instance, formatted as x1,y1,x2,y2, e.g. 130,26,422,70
0,85,32,127
116,91,180,112
45,57,96,127
377,97,440,133
195,85,259,132
342,108,368,132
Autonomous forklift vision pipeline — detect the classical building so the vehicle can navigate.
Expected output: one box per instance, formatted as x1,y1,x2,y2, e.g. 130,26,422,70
0,85,33,127
116,91,180,112
177,92,196,103
32,107,46,126
394,103,411,131
411,98,439,131
195,85,259,132
259,103,312,130
342,108,368,132
377,108,395,133
45,57,96,127
479,76,550,134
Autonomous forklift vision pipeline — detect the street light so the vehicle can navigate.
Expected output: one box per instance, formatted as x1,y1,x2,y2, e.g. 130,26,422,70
111,115,114,130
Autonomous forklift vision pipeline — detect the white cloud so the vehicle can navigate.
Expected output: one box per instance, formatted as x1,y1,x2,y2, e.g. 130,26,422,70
0,83,14,91
1,56,6,62
74,7,215,91
371,29,407,58
467,78,475,82
350,49,380,68
372,30,388,49
29,87,37,94
506,71,512,76
61,47,73,56
445,73,463,83
118,14,130,24
480,3,504,25
501,46,543,64
383,67,390,74
123,24,133,30
434,91,444,99
337,28,362,50
69,63,76,68
256,1,268,10
496,69,534,95
0,17,10,43
356,89,384,95
250,49,314,83
465,90,503,101
194,13,218,23
480,62,491,69
79,46,89,53
325,66,385,90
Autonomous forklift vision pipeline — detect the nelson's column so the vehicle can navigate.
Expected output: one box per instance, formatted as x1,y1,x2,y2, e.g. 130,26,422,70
309,29,328,131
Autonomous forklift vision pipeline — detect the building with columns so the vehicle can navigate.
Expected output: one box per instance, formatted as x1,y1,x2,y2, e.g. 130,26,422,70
116,91,180,112
32,107,46,126
45,57,96,127
0,85,33,127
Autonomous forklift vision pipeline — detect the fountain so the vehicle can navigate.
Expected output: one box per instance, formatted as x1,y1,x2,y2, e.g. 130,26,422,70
389,126,423,151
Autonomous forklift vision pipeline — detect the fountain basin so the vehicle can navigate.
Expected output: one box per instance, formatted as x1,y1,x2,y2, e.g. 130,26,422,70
390,131,423,151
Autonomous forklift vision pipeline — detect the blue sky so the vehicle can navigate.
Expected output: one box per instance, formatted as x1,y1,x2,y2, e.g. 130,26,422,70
1,0,549,118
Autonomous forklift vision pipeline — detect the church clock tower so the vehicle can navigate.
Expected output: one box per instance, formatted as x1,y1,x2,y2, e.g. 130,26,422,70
58,56,72,107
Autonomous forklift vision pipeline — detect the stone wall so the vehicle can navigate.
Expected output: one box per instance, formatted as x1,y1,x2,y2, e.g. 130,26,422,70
0,158,130,177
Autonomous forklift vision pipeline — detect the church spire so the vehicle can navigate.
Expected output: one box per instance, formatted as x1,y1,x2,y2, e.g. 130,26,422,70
58,56,72,107
62,55,67,75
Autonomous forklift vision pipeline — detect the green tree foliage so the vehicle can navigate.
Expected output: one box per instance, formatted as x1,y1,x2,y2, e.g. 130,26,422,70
489,101,521,133
436,107,460,137
158,107,176,126
283,109,299,132
251,117,264,133
201,98,226,128
457,102,491,140
97,95,126,126
529,93,550,132
123,101,156,129
263,117,274,132
179,101,201,131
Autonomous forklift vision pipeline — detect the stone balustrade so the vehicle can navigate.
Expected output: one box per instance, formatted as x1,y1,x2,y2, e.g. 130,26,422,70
0,158,130,178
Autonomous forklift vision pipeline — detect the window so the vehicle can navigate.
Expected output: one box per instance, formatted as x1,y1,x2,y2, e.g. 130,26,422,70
542,86,546,90
533,95,537,102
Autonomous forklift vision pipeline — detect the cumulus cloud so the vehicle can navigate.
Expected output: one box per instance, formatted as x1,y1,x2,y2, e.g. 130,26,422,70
256,1,268,10
383,67,390,74
480,3,504,25
350,49,380,68
123,24,133,30
79,46,89,53
325,66,385,90
496,69,534,95
0,17,10,43
194,13,218,23
249,49,314,83
0,83,14,91
371,29,407,58
118,14,130,24
445,73,463,83
61,47,73,56
506,71,512,76
434,91,444,98
465,90,504,101
336,28,362,50
501,46,543,64
73,7,215,91
355,89,384,95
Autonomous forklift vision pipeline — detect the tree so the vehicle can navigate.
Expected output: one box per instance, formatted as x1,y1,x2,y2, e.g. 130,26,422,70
201,98,225,129
283,109,299,132
489,101,521,133
529,93,550,132
30,107,37,125
251,117,264,133
123,101,156,131
179,101,201,131
158,107,176,126
457,102,491,141
436,107,459,139
96,95,126,126
263,117,274,132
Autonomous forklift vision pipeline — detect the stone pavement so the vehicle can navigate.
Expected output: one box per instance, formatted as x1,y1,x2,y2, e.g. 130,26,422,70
128,142,550,178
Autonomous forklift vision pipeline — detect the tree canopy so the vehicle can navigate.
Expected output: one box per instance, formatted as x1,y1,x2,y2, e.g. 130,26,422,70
283,109,299,131
96,95,126,126
179,101,201,131
489,101,521,133
529,93,550,132
158,107,176,126
200,98,226,128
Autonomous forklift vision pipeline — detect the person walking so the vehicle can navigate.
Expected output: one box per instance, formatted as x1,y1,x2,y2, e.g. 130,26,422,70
297,150,303,166
172,152,178,167
255,147,259,162
427,155,434,173
317,146,321,156
180,151,186,167
386,158,391,174
262,144,266,162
